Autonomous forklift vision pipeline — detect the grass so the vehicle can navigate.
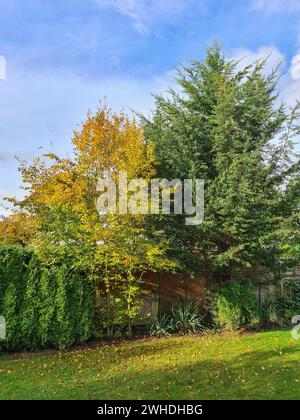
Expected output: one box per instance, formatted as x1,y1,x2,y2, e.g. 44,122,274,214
0,328,299,400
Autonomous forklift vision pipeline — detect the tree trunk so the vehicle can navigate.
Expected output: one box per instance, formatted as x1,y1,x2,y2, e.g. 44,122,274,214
107,291,113,339
128,299,133,339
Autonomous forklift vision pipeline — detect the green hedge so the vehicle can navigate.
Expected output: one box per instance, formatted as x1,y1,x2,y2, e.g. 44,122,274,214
262,280,300,326
0,244,94,351
216,280,259,329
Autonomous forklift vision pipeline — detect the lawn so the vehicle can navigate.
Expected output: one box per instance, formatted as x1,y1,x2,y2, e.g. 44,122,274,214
0,328,299,400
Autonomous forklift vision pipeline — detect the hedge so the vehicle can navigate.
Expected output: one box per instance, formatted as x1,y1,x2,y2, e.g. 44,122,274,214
0,244,94,351
216,280,259,329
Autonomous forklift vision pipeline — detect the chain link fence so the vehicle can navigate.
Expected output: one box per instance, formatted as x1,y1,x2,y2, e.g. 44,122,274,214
96,273,207,327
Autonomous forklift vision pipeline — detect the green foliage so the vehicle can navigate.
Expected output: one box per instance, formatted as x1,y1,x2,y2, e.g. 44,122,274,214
0,244,29,349
197,289,218,329
263,280,300,326
150,314,173,337
171,302,204,334
20,256,42,349
39,267,57,347
97,290,129,338
216,281,259,329
150,302,205,336
95,246,177,338
144,43,300,281
0,244,94,351
1,45,300,349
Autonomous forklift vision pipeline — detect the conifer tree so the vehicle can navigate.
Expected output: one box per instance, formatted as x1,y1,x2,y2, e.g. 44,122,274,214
144,44,300,282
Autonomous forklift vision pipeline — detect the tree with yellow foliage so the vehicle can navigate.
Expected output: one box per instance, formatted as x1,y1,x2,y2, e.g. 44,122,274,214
1,105,176,337
0,212,37,246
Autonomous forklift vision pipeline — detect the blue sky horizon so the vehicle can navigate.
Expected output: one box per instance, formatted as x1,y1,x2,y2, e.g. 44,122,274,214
0,0,300,215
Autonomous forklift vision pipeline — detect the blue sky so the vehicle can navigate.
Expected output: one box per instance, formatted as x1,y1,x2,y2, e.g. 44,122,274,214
0,0,300,214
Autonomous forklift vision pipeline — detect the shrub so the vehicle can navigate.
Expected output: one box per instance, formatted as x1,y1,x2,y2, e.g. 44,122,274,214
97,290,129,338
150,314,173,337
171,302,204,334
216,281,259,330
150,302,206,337
0,244,94,351
198,288,218,329
0,245,30,350
264,280,300,326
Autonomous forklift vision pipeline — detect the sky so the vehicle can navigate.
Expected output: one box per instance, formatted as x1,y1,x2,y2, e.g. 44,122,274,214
0,0,300,215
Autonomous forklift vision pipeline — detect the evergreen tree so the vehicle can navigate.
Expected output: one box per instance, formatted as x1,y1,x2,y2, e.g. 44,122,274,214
144,44,300,282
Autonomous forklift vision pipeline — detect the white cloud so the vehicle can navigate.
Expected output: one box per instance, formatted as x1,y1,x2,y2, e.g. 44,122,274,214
95,0,192,34
251,0,300,13
229,45,285,75
229,45,300,156
0,55,6,80
229,45,300,109
282,77,300,106
290,54,300,80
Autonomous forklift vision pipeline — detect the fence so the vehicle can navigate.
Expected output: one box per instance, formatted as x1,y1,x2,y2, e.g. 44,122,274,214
97,267,300,326
98,272,207,326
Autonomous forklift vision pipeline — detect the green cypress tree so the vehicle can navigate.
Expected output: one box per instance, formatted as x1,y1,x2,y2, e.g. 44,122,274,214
143,44,300,283
20,255,42,350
